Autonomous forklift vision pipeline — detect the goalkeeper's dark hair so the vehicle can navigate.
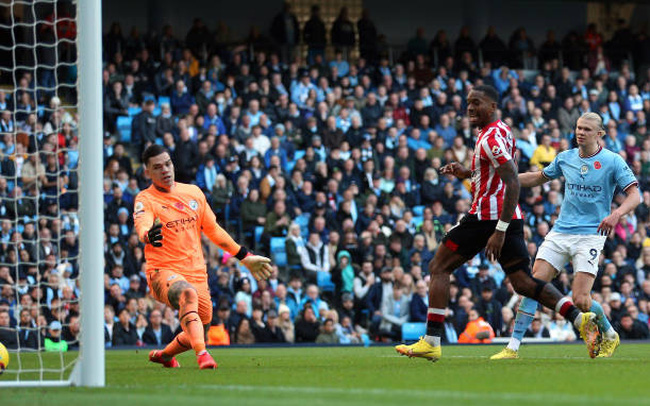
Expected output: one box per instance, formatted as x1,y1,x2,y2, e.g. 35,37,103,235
473,84,499,103
142,144,171,166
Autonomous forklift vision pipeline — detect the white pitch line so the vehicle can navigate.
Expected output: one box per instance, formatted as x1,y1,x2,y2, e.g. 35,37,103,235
115,383,650,405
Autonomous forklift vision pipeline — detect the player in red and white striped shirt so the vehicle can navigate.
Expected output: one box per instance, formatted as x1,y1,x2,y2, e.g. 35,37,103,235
395,85,599,362
469,119,524,220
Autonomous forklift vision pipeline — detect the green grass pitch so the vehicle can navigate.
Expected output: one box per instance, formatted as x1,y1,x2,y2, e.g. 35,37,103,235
2,344,650,406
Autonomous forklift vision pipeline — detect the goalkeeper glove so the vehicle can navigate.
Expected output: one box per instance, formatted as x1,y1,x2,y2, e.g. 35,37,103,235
146,220,163,247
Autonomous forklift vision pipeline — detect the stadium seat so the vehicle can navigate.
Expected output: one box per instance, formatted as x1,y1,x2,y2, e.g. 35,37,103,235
116,116,132,143
412,216,424,227
412,205,425,216
254,226,264,250
158,95,170,106
270,237,285,254
317,271,335,292
273,251,287,267
128,106,142,116
401,322,426,342
293,150,306,161
294,213,309,237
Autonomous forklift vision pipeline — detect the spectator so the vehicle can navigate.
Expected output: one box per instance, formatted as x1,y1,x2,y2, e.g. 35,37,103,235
615,313,649,339
142,309,173,347
524,316,551,338
278,304,295,343
300,232,330,284
295,305,320,343
457,308,495,344
302,5,326,64
44,321,68,352
315,318,340,344
234,318,255,344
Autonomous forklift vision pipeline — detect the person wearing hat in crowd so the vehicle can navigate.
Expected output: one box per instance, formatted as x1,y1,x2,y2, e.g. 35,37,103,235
44,320,68,352
608,292,626,324
125,274,144,301
470,262,497,299
277,303,295,343
332,250,355,299
258,309,286,343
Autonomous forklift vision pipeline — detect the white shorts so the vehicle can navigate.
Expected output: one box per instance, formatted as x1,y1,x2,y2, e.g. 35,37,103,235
536,231,606,276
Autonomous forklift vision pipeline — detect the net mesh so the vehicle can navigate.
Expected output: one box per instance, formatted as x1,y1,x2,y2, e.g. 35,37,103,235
0,0,79,382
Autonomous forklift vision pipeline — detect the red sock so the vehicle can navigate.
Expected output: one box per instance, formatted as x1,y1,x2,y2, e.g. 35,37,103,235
162,332,191,358
179,290,207,355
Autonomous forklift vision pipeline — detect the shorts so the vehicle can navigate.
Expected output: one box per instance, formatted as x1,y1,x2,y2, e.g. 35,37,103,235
441,214,528,274
146,269,213,325
536,231,606,276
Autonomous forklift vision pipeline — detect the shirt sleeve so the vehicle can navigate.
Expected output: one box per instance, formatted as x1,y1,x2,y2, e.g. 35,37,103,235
542,153,562,180
198,186,242,256
482,132,512,168
133,193,155,243
614,155,638,191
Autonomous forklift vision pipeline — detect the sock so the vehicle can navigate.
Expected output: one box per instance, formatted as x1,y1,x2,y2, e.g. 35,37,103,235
509,297,537,351
555,297,583,329
590,301,616,338
162,332,191,358
179,290,207,355
424,308,444,346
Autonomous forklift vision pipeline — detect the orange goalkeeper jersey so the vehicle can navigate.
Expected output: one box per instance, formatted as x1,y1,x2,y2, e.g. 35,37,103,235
133,182,241,275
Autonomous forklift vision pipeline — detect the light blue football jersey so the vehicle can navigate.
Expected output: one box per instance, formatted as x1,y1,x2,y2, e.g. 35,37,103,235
542,146,638,235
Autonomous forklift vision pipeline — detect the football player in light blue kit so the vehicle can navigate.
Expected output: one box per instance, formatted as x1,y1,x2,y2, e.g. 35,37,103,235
492,112,640,359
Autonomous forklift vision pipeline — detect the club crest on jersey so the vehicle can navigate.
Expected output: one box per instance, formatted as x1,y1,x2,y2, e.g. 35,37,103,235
594,161,601,170
174,202,184,211
167,274,178,282
135,202,144,212
189,200,198,211
491,145,502,156
580,164,589,175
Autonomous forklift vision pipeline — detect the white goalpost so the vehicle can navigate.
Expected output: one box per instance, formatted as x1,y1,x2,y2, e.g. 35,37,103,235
0,0,104,387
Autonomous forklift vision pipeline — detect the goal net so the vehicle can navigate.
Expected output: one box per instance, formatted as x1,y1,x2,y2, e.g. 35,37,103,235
0,0,104,387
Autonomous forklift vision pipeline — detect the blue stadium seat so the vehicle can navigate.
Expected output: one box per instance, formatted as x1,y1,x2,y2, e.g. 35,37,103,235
294,213,309,237
293,150,306,161
412,205,425,216
270,237,286,254
317,271,335,292
158,96,170,106
128,106,142,116
117,116,132,143
273,251,287,267
401,322,426,341
254,226,264,247
412,216,424,227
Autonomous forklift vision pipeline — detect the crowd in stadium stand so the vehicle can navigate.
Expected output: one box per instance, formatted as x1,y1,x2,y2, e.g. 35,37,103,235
1,4,650,350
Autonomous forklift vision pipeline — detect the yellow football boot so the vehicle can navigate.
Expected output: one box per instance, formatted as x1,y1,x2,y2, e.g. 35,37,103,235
395,337,441,362
490,347,519,360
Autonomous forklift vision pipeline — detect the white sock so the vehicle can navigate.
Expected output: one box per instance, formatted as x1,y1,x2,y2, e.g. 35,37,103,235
604,327,617,339
197,350,207,356
507,337,521,352
572,312,584,329
423,335,441,347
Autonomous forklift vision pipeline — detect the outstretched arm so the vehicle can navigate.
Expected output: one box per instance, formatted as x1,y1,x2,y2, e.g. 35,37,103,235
200,193,272,280
597,185,641,236
519,171,548,188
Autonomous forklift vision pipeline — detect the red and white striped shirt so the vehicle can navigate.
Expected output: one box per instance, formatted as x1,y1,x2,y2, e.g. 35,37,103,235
468,120,523,221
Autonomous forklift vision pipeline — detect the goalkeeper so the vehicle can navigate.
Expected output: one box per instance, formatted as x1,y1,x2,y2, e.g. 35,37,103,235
134,145,272,369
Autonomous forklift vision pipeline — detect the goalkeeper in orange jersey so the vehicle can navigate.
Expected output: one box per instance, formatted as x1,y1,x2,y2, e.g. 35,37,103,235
134,145,272,370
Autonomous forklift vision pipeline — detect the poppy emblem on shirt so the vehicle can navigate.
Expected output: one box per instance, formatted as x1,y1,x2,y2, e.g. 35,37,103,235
580,165,588,175
491,145,502,156
189,200,198,211
174,202,184,211
594,161,601,170
135,202,144,212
